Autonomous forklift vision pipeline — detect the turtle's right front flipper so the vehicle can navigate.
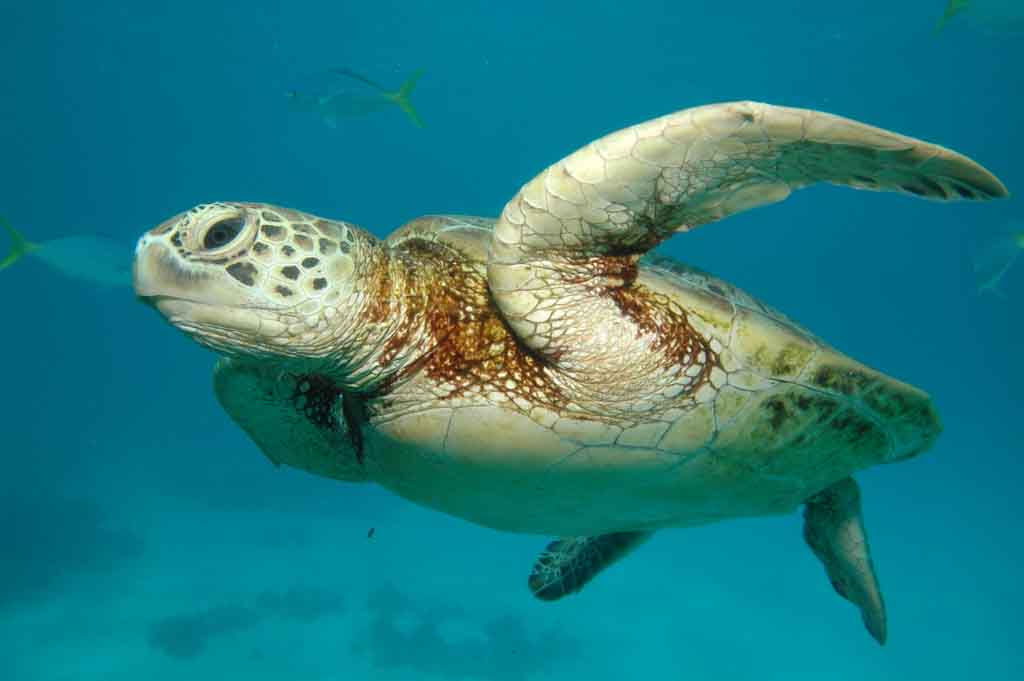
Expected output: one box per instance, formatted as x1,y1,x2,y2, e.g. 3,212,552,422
804,477,887,645
213,357,368,482
487,101,1007,364
528,531,652,600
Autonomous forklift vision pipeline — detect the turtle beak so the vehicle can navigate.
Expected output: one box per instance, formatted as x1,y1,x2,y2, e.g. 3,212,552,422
133,236,244,314
133,233,287,348
133,236,195,305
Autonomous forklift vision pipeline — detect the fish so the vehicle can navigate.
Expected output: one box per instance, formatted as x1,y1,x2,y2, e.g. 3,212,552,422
936,0,1024,34
286,68,425,129
1,217,132,287
973,222,1024,297
936,0,970,33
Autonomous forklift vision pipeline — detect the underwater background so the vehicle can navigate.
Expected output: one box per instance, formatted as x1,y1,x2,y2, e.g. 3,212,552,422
1,1,1021,679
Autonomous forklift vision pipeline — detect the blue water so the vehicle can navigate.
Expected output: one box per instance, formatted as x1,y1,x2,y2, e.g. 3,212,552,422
2,1,1021,679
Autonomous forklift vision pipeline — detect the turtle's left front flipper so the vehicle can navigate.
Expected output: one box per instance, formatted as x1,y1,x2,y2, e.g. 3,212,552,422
213,357,368,483
528,531,652,600
804,477,887,645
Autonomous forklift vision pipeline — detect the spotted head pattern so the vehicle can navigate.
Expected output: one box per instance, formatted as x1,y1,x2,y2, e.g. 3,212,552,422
134,202,389,381
145,202,359,300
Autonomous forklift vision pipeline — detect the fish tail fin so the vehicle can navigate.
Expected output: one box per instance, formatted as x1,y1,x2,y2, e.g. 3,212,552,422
0,217,38,271
391,70,426,128
396,69,424,99
977,280,1006,298
935,0,969,33
988,286,1006,299
332,67,426,127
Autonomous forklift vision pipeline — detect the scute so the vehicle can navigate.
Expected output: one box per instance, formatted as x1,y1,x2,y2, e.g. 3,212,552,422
637,249,941,475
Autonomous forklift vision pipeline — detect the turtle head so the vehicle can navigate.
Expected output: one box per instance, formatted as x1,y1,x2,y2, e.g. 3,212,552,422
134,202,386,383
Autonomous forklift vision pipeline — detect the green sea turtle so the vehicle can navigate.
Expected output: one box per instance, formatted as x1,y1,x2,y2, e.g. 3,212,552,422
133,101,1008,645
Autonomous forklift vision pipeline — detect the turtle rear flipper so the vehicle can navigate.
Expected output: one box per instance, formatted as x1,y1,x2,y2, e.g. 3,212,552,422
804,477,887,645
213,357,368,482
528,531,652,600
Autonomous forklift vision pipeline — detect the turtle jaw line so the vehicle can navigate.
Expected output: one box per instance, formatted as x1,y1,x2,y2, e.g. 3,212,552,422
139,292,277,315
139,293,237,323
141,294,293,354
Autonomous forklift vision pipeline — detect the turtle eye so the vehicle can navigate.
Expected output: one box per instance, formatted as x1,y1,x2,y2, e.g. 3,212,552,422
202,216,245,250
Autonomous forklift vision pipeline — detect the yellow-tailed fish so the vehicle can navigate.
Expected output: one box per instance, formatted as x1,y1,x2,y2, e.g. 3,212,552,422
286,68,425,129
1,217,131,287
937,0,1024,35
936,0,970,33
973,221,1024,297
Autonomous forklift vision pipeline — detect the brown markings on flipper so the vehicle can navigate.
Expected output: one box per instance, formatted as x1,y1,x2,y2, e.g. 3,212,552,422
340,392,367,464
291,373,343,430
488,103,1008,364
554,252,721,391
803,477,887,645
291,372,366,464
212,359,367,482
375,235,568,412
374,227,720,436
528,531,652,600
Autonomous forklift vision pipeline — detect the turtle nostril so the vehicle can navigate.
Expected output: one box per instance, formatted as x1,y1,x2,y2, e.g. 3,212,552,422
203,216,245,250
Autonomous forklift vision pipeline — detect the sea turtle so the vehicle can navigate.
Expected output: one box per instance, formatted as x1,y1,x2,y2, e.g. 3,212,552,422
133,101,1008,645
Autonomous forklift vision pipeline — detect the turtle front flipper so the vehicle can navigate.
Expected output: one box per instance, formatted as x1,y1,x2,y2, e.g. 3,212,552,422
528,531,652,600
213,357,368,482
803,477,887,645
488,101,1007,364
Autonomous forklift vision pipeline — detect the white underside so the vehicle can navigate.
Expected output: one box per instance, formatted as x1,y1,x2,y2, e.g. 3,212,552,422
365,405,813,537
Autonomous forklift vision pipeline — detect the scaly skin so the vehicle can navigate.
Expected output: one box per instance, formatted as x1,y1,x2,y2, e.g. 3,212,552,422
135,203,438,392
137,205,938,533
488,101,1006,371
134,101,1008,645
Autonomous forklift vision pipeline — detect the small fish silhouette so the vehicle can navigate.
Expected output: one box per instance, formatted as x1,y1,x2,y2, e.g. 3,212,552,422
935,0,1024,35
936,0,970,33
286,68,425,129
973,222,1024,297
1,217,131,287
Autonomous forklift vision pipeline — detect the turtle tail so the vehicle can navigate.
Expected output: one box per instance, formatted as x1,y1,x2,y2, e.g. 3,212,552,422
0,217,38,271
390,70,426,128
